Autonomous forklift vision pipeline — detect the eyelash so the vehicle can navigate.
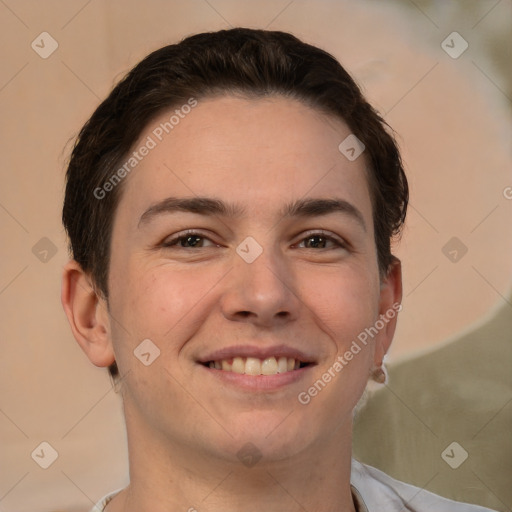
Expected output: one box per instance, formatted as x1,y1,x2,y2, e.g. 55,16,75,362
296,231,348,250
161,229,347,250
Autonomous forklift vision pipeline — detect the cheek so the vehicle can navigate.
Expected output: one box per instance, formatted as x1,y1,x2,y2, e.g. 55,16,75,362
303,263,380,343
298,270,379,412
110,263,224,347
298,264,380,405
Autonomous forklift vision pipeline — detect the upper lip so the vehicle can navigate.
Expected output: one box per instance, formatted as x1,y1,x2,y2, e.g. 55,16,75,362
197,344,316,364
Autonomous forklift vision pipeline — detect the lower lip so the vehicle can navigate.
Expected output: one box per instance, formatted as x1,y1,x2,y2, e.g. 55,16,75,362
199,364,314,391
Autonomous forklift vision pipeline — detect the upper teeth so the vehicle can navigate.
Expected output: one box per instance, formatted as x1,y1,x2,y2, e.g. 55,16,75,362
208,356,301,375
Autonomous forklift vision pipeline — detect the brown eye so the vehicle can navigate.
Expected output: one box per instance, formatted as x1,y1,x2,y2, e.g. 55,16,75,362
162,231,216,249
303,235,329,249
177,235,204,247
297,232,345,250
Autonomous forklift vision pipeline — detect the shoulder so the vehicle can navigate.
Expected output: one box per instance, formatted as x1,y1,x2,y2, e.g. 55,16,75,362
89,489,123,512
350,459,497,512
91,466,498,512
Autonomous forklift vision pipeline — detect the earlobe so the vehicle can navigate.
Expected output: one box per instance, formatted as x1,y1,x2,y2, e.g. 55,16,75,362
61,260,115,368
374,257,403,365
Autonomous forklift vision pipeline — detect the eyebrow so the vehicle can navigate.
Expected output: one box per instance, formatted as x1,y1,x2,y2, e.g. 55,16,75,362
137,196,366,231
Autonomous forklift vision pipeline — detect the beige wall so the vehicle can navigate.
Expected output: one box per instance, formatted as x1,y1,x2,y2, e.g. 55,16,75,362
1,1,511,510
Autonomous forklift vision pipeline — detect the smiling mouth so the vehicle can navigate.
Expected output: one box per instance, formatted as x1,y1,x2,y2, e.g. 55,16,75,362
203,356,310,376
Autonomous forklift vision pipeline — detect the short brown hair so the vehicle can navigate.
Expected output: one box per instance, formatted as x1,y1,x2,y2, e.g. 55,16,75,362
62,28,408,380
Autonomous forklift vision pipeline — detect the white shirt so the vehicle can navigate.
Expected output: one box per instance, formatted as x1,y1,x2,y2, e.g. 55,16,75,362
89,459,496,512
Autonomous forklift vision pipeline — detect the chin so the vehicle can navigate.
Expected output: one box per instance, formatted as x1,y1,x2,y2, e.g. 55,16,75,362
210,409,324,464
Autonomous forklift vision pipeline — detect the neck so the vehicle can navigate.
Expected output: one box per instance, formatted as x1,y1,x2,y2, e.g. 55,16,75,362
106,401,357,512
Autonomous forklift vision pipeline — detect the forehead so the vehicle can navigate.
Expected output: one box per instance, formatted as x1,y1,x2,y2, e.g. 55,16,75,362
115,95,373,227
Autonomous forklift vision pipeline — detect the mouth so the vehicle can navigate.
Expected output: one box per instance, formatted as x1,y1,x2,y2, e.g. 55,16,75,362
197,346,316,391
202,356,311,376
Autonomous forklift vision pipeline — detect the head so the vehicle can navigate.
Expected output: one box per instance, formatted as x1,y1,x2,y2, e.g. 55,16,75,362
61,28,407,464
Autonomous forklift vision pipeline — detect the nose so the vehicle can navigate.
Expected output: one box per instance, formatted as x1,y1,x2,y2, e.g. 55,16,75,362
219,244,301,328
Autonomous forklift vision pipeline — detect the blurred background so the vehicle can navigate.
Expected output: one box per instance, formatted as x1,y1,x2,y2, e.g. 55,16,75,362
1,0,511,510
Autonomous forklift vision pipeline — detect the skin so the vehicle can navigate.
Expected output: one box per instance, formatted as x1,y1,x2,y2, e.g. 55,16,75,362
62,95,401,512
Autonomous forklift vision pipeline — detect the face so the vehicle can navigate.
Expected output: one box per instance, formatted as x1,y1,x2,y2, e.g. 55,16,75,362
103,95,399,463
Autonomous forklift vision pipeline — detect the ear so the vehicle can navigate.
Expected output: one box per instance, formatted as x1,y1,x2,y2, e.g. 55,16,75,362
61,260,115,368
373,257,402,366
